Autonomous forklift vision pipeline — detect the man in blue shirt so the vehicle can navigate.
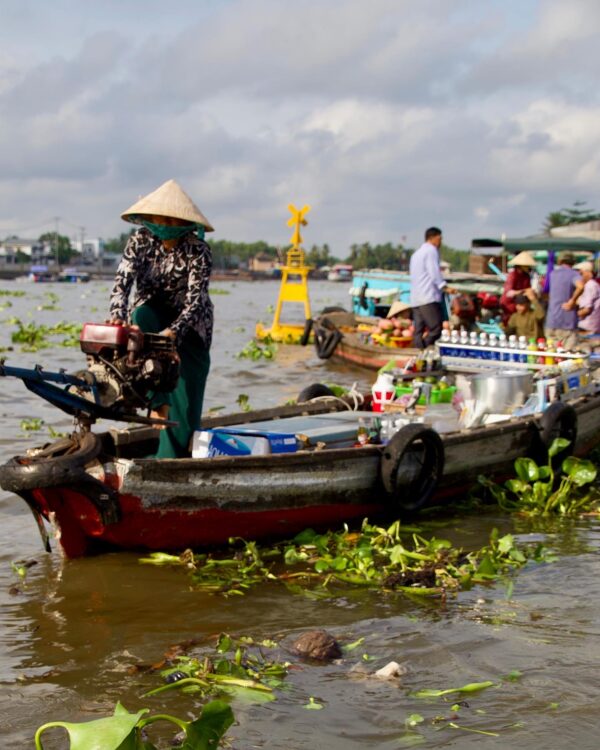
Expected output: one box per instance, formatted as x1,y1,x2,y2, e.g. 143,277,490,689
409,227,453,348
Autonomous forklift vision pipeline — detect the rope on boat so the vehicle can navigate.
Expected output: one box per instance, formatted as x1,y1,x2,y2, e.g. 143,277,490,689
307,382,365,411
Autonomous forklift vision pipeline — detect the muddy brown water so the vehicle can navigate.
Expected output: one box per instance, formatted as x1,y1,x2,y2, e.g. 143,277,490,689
1,281,600,748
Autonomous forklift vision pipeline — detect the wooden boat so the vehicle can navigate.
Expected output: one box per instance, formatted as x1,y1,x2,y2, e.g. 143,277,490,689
308,267,505,370
327,264,353,282
309,310,420,370
57,267,90,283
1,375,598,558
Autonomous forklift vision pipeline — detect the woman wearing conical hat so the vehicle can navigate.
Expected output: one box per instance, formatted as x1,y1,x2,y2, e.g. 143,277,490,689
500,250,536,325
109,179,214,458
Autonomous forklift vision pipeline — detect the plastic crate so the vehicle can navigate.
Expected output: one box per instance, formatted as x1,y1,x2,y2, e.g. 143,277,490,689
394,384,457,405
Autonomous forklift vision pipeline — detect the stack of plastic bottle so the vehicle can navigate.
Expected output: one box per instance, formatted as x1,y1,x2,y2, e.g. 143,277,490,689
437,329,584,370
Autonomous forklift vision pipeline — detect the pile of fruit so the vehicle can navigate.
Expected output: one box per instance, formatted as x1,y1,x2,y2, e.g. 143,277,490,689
369,318,414,347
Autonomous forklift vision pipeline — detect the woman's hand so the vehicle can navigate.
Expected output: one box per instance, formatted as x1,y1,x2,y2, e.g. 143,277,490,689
150,403,170,429
159,328,176,339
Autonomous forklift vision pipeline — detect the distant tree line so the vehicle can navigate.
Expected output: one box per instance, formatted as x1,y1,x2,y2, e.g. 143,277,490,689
100,233,470,271
543,201,600,233
4,201,598,272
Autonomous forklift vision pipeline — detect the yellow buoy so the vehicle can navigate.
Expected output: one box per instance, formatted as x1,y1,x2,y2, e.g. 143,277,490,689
255,204,313,343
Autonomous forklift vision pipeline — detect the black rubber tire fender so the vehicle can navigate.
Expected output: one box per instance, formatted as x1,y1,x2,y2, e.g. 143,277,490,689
380,424,444,513
313,324,342,359
320,306,347,314
0,431,102,493
359,282,369,311
299,318,313,347
297,383,336,402
535,401,577,467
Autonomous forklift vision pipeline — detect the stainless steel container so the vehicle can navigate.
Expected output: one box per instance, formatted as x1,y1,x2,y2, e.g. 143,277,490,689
467,371,533,415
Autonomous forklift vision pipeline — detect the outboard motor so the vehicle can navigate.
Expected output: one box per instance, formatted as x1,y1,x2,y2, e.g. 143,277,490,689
73,323,180,410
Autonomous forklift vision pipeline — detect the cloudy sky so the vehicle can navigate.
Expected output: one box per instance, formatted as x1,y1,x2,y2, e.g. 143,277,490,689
0,0,598,255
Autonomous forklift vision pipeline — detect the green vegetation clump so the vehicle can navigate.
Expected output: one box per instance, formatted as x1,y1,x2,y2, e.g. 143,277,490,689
140,519,553,599
237,336,277,360
144,632,288,703
8,319,82,352
479,439,599,516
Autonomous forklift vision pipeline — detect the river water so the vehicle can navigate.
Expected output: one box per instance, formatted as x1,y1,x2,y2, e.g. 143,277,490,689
1,280,600,748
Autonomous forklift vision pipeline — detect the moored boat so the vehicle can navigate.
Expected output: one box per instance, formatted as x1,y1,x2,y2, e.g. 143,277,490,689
2,369,599,558
327,264,353,282
57,267,90,283
308,309,417,369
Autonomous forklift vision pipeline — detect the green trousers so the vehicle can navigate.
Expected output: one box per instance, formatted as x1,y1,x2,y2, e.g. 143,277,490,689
132,302,210,458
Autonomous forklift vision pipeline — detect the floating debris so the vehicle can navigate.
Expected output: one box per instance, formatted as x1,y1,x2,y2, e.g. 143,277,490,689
292,630,342,661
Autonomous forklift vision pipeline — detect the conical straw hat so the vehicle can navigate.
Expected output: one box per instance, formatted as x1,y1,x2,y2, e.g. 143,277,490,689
121,179,214,231
507,251,536,267
386,300,412,318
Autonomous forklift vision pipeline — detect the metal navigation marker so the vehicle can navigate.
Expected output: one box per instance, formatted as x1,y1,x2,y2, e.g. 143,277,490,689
255,204,314,343
287,204,311,248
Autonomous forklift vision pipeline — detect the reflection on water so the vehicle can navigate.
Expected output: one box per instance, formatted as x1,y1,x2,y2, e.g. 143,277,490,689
1,282,600,748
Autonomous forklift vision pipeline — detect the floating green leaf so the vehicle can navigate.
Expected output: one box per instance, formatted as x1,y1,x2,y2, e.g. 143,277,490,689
304,697,324,710
411,681,494,699
35,703,147,750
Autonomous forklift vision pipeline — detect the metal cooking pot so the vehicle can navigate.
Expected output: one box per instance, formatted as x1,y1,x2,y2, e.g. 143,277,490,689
467,371,533,415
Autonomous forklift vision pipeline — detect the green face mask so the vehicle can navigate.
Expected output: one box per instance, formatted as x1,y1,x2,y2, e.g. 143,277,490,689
139,219,205,241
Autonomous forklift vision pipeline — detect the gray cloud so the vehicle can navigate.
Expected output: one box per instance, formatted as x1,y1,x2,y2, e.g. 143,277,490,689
0,0,599,252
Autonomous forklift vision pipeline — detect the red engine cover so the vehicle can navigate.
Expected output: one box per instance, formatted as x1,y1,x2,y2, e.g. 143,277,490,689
80,323,131,355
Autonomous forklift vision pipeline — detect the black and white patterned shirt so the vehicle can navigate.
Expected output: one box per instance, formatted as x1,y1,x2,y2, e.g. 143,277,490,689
109,228,213,348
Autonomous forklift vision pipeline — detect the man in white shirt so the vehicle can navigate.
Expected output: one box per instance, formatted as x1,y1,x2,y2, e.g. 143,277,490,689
409,227,452,348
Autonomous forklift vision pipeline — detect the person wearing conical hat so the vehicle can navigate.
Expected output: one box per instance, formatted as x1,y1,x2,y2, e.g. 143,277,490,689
500,250,536,325
109,179,214,458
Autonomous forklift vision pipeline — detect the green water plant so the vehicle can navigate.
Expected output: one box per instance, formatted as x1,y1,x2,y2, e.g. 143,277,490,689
0,288,25,297
410,680,494,699
20,417,44,432
478,438,599,516
35,699,234,750
9,319,83,351
11,319,49,351
141,519,552,600
236,393,252,412
143,632,289,703
36,292,61,311
237,336,277,360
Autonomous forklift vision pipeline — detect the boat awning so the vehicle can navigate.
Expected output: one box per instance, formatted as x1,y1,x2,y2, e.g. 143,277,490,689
349,286,399,298
471,236,600,254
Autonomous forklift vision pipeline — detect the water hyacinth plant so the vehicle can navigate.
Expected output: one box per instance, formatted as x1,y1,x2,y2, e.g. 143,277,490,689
140,519,553,600
478,438,599,516
236,336,277,360
144,632,289,703
34,699,233,750
9,318,82,352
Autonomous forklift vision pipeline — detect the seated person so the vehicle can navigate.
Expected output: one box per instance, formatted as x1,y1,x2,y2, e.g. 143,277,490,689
372,300,413,338
503,289,544,340
449,292,477,332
